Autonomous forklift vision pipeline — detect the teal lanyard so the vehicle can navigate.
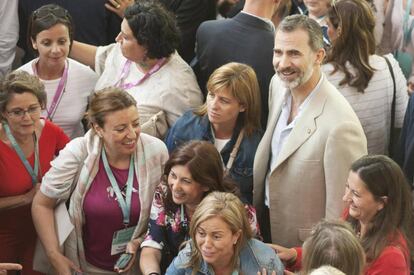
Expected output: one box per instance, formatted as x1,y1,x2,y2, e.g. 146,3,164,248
3,122,39,184
102,148,134,225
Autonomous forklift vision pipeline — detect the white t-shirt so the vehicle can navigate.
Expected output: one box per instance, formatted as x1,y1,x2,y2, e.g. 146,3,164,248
19,58,98,139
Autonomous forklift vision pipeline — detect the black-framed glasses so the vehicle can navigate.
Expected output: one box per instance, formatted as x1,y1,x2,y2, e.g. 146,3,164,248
7,106,41,119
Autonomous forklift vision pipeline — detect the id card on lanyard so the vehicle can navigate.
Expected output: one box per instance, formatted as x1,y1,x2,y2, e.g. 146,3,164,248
32,59,69,121
115,58,166,90
3,122,39,184
101,148,136,255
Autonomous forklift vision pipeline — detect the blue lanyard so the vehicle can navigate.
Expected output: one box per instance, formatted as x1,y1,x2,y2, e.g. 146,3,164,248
3,122,39,184
102,148,134,225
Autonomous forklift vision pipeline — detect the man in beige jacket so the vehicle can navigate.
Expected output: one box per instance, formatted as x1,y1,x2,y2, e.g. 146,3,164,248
253,14,367,247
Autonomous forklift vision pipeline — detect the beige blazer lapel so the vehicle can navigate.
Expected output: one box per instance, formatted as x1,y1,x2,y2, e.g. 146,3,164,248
273,82,329,170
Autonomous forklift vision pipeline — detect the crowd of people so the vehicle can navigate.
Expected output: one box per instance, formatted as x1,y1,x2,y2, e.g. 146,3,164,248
0,0,414,275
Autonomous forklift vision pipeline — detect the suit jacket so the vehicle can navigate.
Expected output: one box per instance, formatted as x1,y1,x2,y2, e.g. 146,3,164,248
253,74,367,247
195,12,275,126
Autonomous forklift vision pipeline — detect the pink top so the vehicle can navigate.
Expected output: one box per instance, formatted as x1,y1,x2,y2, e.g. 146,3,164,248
83,158,140,270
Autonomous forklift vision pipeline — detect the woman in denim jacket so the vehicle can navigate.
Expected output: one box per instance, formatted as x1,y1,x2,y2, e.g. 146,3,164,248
166,192,284,275
165,62,263,204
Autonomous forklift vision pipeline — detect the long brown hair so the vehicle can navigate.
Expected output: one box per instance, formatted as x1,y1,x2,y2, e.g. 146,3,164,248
325,0,376,93
347,155,414,263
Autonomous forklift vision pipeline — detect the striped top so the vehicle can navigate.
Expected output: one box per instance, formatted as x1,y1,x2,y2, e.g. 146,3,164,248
323,54,409,155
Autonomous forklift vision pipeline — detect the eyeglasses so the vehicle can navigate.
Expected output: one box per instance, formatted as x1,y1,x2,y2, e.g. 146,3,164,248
6,106,41,119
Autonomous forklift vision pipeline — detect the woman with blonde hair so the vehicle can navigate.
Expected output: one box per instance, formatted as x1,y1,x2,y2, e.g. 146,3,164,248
166,192,283,274
165,62,263,204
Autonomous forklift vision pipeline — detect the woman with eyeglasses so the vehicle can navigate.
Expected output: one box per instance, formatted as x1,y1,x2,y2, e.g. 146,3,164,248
0,70,69,274
18,4,98,139
322,0,409,155
139,141,261,275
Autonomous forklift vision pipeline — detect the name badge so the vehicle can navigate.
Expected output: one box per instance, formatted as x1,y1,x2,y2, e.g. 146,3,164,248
111,226,135,255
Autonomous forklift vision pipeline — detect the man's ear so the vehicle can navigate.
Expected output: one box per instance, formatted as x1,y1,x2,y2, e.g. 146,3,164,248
315,47,326,65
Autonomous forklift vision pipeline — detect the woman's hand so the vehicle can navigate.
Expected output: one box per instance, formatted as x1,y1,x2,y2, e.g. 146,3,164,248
114,239,141,273
0,263,22,275
49,251,81,275
266,243,297,263
257,268,276,275
105,0,134,18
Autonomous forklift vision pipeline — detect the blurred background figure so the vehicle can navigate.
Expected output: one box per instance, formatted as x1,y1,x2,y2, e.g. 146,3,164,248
323,0,408,155
0,0,19,80
18,4,98,139
166,192,284,275
0,71,69,275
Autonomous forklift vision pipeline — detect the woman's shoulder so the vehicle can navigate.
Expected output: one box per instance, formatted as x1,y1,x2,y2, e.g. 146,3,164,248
241,239,284,273
166,242,193,274
17,59,35,73
67,58,98,77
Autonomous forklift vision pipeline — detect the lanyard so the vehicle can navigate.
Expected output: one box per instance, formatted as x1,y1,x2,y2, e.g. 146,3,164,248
3,122,39,184
116,58,167,90
32,59,69,121
102,148,134,225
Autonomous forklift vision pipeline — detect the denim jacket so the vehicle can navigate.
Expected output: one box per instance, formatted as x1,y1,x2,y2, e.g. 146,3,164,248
165,238,284,275
165,111,263,204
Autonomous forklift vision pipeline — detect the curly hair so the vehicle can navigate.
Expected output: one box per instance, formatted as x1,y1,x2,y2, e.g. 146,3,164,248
124,1,180,59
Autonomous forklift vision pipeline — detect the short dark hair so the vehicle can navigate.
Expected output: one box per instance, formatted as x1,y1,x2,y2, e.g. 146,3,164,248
277,14,324,52
124,1,180,59
0,71,47,120
28,4,74,55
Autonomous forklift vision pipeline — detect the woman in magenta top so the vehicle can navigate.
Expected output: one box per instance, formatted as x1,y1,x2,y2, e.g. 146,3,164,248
272,155,413,275
0,70,69,274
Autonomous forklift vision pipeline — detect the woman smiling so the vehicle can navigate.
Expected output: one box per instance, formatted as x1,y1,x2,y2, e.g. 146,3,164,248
32,87,168,275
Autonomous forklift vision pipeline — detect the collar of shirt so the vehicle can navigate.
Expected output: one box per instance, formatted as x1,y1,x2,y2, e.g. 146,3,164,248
241,11,275,32
282,73,324,127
